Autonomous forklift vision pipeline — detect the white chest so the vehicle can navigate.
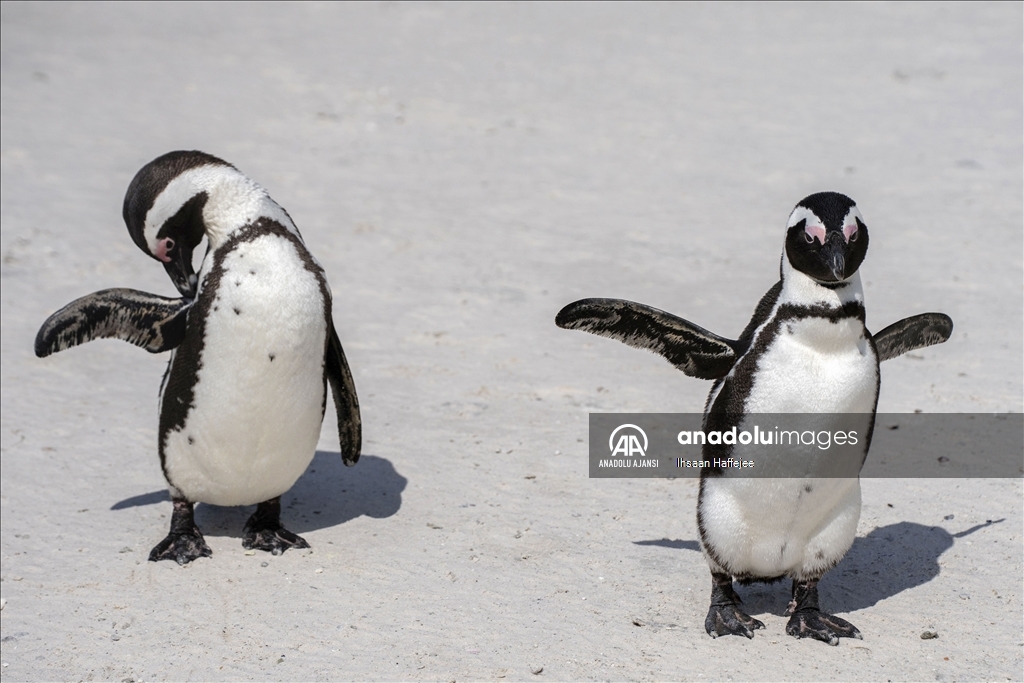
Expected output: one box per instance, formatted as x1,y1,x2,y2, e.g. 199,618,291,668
743,315,878,414
162,233,329,505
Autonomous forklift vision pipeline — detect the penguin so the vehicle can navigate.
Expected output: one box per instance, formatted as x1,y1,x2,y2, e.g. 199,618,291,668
556,192,953,644
36,150,361,565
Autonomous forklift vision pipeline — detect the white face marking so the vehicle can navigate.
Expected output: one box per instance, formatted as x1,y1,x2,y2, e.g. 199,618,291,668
142,166,221,256
786,206,826,245
787,204,864,246
841,205,864,243
142,165,302,255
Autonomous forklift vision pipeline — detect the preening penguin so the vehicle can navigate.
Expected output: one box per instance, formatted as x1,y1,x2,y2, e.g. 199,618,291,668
36,151,361,564
556,192,952,644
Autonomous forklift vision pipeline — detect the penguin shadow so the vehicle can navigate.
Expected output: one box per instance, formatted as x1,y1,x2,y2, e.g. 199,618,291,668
110,452,407,538
633,538,702,552
817,518,1004,613
633,519,1004,615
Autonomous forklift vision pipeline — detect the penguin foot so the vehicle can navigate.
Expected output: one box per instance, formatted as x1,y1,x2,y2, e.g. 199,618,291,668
148,499,212,565
784,577,862,645
705,604,765,639
242,496,310,555
242,527,310,555
785,609,861,645
149,530,213,565
705,571,765,639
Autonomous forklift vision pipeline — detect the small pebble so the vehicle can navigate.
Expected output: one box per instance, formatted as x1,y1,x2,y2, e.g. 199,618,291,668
920,631,938,639
245,550,255,556
531,666,544,675
943,514,954,521
0,598,6,610
315,568,323,574
261,562,269,568
111,634,121,641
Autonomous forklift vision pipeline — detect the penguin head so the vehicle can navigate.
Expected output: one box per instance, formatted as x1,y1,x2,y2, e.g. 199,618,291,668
123,151,233,298
784,192,869,285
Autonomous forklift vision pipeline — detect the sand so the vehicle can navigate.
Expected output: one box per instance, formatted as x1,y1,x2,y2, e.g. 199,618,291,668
1,3,1021,681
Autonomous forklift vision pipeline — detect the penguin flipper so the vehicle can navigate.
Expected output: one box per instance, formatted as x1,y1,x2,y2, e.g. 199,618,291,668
555,298,739,379
325,318,362,466
872,313,953,362
35,288,191,358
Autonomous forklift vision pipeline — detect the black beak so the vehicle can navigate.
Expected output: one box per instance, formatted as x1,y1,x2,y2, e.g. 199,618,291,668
821,234,847,282
163,245,197,299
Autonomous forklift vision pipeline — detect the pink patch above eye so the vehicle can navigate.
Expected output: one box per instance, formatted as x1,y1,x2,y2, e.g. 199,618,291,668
843,223,858,242
155,237,174,263
805,224,826,245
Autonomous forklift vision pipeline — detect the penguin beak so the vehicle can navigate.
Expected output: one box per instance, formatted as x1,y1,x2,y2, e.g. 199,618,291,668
163,245,198,299
821,235,847,282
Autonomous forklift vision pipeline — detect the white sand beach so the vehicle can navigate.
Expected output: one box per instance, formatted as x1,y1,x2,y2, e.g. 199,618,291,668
1,3,1021,680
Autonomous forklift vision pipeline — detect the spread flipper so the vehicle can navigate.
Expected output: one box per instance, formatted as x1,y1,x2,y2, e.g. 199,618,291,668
325,318,362,465
873,313,953,362
35,288,191,358
555,298,739,379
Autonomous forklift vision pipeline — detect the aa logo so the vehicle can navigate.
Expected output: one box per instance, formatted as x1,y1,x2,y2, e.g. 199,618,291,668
609,424,648,457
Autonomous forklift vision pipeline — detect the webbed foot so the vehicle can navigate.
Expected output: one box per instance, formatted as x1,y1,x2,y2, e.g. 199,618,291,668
785,578,862,645
148,499,212,565
242,496,309,555
786,609,861,645
706,603,766,638
705,572,765,639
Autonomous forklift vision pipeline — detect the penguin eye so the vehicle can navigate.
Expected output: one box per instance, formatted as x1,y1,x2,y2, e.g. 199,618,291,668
165,238,176,252
849,231,858,242
803,232,814,244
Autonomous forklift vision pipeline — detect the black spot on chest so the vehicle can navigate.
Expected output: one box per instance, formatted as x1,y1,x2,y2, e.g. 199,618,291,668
158,219,331,474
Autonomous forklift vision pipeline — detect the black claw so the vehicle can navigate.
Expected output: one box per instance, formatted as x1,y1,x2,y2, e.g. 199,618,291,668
149,499,211,565
242,497,309,555
706,604,765,638
149,531,212,565
705,572,765,639
242,527,311,554
785,578,861,645
786,610,861,645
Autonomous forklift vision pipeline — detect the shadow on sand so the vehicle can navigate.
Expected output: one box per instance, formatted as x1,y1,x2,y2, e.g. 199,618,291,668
633,519,1003,615
633,538,701,552
110,452,407,539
